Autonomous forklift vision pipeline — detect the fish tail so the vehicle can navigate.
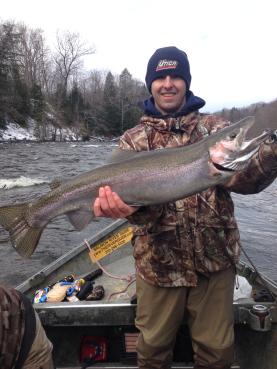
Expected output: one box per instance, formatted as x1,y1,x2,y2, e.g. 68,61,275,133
0,204,43,258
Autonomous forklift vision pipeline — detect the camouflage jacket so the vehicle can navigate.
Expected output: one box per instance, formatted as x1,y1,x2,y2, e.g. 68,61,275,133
0,285,35,369
119,112,277,287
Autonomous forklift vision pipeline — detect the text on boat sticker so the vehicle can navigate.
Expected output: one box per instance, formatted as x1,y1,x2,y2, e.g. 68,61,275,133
89,227,133,261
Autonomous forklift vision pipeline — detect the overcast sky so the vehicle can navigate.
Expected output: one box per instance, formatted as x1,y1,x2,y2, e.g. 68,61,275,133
1,0,277,112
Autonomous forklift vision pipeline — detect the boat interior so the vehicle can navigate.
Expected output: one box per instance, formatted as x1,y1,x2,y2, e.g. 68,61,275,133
17,220,277,369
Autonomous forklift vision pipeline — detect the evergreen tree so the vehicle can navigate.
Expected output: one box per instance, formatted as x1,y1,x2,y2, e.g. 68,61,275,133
0,22,22,126
119,68,132,132
102,72,121,135
12,67,31,122
69,83,85,120
66,82,88,138
118,68,147,132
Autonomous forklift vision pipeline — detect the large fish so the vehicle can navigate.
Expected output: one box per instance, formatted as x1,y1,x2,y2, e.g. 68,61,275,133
0,117,273,257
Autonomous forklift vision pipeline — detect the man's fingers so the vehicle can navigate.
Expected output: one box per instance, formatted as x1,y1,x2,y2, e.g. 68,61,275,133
93,186,138,218
103,186,123,217
93,197,103,217
92,187,111,217
98,186,117,217
112,191,136,215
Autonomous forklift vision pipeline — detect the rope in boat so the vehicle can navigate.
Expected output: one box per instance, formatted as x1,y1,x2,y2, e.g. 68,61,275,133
84,239,136,301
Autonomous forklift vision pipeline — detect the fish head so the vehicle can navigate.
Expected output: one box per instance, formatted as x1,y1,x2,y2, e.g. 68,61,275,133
209,117,273,171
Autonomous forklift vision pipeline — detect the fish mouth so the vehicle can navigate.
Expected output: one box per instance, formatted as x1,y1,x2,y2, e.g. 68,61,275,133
219,129,273,171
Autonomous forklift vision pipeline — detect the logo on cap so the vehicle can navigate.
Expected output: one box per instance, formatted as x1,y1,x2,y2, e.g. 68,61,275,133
156,59,178,71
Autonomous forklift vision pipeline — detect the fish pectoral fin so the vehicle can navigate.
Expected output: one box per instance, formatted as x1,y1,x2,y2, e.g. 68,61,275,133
66,209,93,231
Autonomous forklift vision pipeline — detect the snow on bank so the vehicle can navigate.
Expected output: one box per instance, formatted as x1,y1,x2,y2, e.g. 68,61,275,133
0,119,79,142
0,122,37,141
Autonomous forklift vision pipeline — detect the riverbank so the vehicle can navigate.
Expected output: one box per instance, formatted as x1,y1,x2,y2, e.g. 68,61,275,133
0,121,118,143
0,120,77,142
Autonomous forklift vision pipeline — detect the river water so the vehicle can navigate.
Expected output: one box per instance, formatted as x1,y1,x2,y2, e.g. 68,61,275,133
0,141,276,287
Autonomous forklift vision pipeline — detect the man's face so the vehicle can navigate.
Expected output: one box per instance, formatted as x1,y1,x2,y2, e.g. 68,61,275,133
151,75,186,115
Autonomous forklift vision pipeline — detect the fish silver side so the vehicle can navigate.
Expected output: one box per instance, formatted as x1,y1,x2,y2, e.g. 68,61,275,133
0,117,272,257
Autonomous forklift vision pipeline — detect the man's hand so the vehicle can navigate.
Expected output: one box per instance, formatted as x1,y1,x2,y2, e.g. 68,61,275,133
93,186,138,218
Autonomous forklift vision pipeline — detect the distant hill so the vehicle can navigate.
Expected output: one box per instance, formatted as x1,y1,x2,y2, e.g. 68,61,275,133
215,99,277,137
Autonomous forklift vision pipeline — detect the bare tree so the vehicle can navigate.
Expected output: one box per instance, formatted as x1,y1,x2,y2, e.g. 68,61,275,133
17,24,50,91
53,31,95,95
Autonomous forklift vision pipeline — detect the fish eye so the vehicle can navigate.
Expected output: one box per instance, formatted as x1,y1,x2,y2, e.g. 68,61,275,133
229,132,237,139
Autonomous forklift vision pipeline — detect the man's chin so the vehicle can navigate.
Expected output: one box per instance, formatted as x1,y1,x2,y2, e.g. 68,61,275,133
160,105,179,114
155,100,185,115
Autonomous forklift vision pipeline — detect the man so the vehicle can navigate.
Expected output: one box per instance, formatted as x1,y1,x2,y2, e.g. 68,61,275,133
0,284,54,369
93,47,277,369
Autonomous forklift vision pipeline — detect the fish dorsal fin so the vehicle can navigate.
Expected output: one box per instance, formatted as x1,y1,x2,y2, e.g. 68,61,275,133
49,179,63,190
106,148,140,164
66,209,94,231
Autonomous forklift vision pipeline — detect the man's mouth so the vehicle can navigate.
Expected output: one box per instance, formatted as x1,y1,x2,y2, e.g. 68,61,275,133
161,93,176,98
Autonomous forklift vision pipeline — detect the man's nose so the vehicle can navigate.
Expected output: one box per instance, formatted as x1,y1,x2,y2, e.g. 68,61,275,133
163,76,174,88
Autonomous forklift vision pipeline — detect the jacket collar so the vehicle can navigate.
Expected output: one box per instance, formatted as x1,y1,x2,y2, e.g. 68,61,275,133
140,111,201,135
143,90,205,119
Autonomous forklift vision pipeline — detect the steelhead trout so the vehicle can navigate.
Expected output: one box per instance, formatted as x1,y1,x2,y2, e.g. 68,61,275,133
0,117,272,257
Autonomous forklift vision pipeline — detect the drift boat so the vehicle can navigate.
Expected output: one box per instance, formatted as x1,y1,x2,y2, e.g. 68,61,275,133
16,219,277,369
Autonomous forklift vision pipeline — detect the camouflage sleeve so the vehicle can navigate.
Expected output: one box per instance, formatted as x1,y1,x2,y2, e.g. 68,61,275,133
199,114,230,134
224,141,277,194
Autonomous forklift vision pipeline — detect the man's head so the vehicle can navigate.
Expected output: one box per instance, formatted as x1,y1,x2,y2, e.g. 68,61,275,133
145,46,191,115
145,46,191,93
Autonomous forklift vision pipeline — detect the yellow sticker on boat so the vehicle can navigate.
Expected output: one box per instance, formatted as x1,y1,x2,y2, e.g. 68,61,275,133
89,227,133,261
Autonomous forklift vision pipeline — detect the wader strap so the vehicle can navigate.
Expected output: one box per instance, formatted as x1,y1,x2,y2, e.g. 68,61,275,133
14,293,36,369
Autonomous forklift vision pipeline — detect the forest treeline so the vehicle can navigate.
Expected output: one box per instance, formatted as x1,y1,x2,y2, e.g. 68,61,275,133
0,20,148,139
215,100,277,136
0,20,276,140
